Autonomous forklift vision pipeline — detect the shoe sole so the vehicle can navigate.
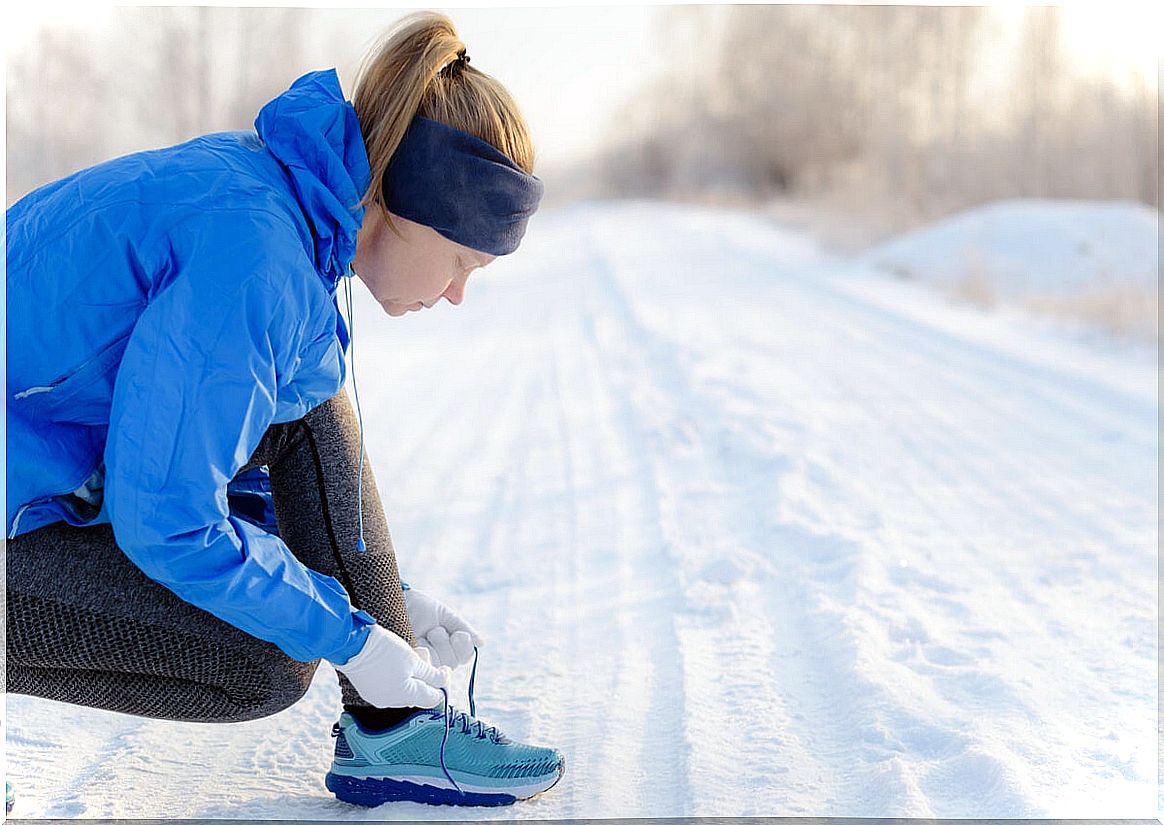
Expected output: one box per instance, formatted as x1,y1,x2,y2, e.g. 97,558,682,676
326,757,565,807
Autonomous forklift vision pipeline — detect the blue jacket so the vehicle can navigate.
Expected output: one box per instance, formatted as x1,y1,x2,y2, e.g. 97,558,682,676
5,69,377,664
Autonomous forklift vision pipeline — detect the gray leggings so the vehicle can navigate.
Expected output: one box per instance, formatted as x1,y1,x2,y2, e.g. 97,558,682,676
4,389,415,722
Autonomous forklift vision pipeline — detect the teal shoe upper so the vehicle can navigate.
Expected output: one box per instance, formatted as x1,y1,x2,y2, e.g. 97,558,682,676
332,707,562,787
327,647,564,806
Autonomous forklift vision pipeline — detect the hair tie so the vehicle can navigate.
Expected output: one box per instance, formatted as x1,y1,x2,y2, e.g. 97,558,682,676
443,48,470,76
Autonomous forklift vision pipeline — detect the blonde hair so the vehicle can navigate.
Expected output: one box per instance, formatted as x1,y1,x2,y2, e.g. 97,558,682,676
352,11,537,233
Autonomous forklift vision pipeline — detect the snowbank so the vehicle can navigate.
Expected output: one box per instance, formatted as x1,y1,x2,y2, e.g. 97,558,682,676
857,199,1160,344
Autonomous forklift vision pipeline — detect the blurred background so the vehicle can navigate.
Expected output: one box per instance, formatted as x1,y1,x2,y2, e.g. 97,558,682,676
7,4,1159,215
5,2,1159,342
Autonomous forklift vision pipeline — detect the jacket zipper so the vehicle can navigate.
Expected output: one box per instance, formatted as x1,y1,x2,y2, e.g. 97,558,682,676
13,348,109,400
7,462,104,539
13,385,55,400
8,500,40,539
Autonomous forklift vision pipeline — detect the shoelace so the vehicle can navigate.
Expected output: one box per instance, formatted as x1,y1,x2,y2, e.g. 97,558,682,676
435,645,502,795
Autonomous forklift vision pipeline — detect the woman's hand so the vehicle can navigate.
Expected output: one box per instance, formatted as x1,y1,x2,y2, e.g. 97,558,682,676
404,587,484,669
332,624,451,708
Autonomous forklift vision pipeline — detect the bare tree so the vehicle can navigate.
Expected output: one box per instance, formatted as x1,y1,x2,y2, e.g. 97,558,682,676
580,4,1156,218
7,27,113,204
6,7,311,206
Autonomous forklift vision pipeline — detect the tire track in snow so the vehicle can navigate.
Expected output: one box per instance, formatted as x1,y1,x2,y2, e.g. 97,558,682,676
577,202,1153,813
799,259,1148,811
745,267,1156,627
809,269,1153,494
577,207,1075,819
578,238,914,814
540,263,695,816
698,325,1066,809
362,257,694,816
580,225,894,811
611,202,1152,611
727,309,1150,602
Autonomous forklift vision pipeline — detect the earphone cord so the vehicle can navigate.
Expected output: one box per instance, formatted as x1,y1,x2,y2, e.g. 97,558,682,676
343,268,367,553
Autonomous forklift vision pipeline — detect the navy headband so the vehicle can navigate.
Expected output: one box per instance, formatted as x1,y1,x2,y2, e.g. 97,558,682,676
381,115,543,257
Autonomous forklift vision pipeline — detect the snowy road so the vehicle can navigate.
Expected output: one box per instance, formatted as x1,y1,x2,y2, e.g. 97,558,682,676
5,200,1158,818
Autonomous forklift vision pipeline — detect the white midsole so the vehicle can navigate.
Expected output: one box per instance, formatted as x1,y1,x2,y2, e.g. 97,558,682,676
348,771,559,798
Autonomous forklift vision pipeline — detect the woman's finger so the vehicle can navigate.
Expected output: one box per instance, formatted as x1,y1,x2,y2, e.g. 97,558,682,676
412,655,451,689
449,630,474,665
426,626,456,668
404,664,452,708
445,613,484,647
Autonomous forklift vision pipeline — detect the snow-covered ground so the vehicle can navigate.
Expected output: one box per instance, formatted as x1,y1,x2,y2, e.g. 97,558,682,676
859,198,1159,345
5,198,1159,818
861,198,1158,295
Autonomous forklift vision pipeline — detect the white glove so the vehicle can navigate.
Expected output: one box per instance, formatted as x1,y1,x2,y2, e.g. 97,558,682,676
332,624,452,709
403,586,484,669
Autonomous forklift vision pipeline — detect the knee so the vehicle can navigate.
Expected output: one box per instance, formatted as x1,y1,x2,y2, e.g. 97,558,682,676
230,655,320,722
270,654,320,708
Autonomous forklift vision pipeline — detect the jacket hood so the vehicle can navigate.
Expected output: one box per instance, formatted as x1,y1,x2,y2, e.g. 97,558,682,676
255,69,371,290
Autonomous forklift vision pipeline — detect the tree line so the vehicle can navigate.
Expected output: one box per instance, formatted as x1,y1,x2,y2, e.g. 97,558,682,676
572,5,1158,222
6,7,309,207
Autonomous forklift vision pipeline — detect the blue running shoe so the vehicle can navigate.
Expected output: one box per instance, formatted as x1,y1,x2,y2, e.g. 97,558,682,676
325,699,565,807
6,779,14,814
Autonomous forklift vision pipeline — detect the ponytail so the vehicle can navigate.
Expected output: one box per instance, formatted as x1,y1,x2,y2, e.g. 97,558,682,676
352,11,537,233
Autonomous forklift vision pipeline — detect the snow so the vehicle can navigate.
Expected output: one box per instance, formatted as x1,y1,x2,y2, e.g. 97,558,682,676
856,198,1159,346
5,198,1159,818
860,198,1159,295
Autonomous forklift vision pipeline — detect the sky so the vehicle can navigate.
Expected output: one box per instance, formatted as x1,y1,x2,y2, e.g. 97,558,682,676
4,1,1158,174
322,5,671,171
3,2,671,174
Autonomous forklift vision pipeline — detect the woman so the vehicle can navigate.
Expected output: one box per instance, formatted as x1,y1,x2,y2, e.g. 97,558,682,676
4,11,563,809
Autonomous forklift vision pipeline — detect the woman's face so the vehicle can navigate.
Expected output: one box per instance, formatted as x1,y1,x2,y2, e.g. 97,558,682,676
352,207,496,317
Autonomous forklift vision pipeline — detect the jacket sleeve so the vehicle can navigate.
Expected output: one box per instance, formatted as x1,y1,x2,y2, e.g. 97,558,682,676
103,210,373,664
